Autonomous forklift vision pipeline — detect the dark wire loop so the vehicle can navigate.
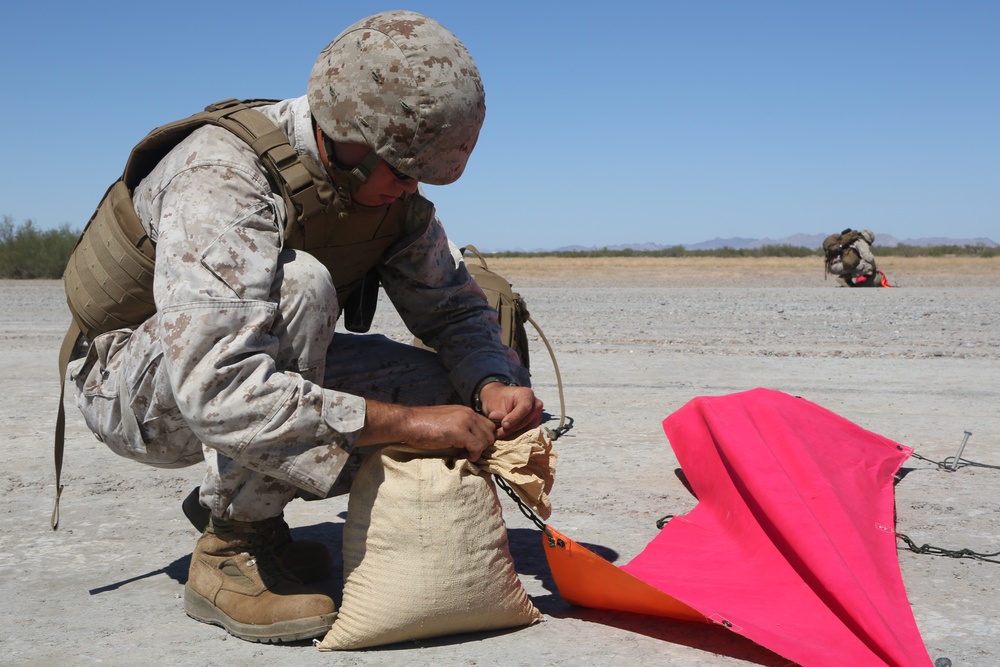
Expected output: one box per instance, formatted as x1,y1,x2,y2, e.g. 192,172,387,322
908,450,1000,472
549,415,574,440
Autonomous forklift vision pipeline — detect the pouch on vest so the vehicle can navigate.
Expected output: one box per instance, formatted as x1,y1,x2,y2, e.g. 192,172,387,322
342,268,381,333
461,246,531,369
64,180,157,339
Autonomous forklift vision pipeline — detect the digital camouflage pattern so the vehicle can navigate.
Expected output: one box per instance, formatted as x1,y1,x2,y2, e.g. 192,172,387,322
308,10,486,185
71,96,527,521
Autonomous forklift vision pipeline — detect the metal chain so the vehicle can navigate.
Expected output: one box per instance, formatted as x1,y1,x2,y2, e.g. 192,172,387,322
897,533,1000,564
494,474,558,547
898,448,1000,563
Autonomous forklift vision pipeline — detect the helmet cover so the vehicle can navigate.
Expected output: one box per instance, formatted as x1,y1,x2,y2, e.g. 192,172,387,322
308,10,485,185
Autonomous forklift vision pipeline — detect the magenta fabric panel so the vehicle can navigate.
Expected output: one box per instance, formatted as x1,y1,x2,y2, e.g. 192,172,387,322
621,388,931,667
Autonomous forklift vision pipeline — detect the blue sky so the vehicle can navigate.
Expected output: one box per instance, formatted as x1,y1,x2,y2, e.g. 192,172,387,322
2,1,997,250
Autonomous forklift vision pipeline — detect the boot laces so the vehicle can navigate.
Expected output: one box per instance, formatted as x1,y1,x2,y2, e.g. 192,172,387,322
238,523,302,586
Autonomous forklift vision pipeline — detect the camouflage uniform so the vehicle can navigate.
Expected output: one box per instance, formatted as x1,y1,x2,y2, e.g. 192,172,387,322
851,235,877,277
71,95,528,522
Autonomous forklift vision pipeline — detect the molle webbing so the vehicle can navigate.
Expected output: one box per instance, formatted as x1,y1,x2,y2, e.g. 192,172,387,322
64,181,156,337
64,99,335,341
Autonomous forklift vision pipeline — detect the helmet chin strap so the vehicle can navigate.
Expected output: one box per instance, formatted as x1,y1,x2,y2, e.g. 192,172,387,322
314,121,382,209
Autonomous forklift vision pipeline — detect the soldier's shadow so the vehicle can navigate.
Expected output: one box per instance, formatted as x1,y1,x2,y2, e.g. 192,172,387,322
87,553,191,596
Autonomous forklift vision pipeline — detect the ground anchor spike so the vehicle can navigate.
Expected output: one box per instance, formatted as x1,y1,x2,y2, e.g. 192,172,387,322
949,430,972,471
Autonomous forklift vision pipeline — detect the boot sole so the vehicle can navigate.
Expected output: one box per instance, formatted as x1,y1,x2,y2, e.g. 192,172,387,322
183,585,337,643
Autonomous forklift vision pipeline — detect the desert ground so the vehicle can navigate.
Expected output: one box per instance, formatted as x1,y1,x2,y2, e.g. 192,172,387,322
2,255,998,666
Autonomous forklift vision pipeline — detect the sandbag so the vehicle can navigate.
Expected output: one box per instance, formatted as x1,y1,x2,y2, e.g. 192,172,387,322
478,427,556,520
317,438,546,650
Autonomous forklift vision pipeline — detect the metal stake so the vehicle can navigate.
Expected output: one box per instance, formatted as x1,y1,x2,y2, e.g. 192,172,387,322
949,430,972,471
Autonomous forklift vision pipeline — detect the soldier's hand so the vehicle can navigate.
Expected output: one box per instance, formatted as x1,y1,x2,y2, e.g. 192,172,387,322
478,383,544,440
358,401,498,462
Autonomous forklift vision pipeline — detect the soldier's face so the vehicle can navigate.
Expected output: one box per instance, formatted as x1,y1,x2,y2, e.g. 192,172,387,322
334,142,419,206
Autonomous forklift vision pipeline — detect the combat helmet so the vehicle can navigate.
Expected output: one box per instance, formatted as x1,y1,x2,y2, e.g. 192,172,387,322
308,10,486,187
860,229,875,244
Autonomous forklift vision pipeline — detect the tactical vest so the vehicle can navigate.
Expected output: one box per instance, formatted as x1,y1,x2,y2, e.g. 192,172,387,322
53,98,428,528
64,98,424,338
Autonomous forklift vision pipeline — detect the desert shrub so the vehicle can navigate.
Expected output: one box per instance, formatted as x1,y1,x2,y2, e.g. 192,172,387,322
877,243,998,258
0,217,80,279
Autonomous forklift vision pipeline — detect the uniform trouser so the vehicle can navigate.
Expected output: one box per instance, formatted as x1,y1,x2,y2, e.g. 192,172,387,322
72,249,462,521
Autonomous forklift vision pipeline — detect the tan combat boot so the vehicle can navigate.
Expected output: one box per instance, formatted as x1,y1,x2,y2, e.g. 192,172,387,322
182,487,332,583
184,516,337,643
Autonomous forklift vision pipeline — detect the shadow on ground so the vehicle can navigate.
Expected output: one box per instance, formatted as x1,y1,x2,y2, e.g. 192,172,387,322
85,519,787,665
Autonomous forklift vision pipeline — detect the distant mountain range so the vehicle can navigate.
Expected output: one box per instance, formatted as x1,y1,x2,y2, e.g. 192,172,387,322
544,233,998,253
